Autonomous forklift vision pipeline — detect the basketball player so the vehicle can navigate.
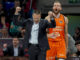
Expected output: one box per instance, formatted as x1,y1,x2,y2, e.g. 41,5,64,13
46,1,68,60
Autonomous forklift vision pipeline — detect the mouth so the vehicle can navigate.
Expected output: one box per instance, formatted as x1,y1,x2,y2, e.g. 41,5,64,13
55,9,58,11
53,9,59,13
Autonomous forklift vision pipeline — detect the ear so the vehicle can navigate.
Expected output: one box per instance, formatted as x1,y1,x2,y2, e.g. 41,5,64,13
52,6,54,10
60,7,62,11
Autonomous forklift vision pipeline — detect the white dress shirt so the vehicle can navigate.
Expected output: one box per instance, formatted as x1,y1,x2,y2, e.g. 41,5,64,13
29,23,39,44
14,47,18,56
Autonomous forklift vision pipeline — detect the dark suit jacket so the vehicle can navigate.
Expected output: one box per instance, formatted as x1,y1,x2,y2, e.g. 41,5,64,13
13,15,56,51
4,45,24,56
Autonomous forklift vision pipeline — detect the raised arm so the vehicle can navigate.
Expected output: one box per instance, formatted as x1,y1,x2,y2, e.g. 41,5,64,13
13,7,27,26
45,11,56,28
45,18,56,28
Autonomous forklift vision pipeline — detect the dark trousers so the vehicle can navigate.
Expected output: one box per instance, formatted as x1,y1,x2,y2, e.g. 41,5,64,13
28,44,46,60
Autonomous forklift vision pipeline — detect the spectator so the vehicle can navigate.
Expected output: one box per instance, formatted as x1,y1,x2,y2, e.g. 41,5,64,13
3,43,7,51
24,0,37,18
73,27,80,41
3,43,8,56
4,38,24,56
0,15,9,38
3,0,26,7
0,3,5,18
21,29,25,38
9,21,22,38
9,0,25,20
18,0,26,7
0,45,4,56
9,0,20,21
75,41,80,57
2,1,14,23
67,34,77,57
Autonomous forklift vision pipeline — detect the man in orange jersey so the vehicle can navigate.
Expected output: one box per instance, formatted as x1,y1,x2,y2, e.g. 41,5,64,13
46,1,68,60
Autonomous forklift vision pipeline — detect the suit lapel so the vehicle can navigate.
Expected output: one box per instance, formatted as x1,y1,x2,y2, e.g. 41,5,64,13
18,47,20,56
39,20,42,30
38,20,42,36
12,46,14,56
29,20,33,32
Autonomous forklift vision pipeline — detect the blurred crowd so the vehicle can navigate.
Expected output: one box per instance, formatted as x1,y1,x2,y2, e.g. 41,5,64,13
0,38,29,57
0,0,36,38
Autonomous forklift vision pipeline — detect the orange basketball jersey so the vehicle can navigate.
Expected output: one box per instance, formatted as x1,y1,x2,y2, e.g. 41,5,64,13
48,14,65,41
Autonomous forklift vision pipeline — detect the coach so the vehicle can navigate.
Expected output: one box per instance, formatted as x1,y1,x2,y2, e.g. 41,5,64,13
13,7,56,60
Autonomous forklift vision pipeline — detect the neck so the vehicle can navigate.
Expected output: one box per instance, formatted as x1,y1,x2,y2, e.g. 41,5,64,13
54,13,60,18
34,20,40,24
35,22,39,24
14,45,18,48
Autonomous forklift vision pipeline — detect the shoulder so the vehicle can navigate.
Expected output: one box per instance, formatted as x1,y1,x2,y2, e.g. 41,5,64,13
27,18,33,22
23,18,32,23
19,46,24,51
45,16,49,19
28,18,32,20
7,45,13,50
41,19,48,23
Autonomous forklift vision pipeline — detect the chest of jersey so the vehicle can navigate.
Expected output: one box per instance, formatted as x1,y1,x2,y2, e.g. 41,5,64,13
48,14,65,41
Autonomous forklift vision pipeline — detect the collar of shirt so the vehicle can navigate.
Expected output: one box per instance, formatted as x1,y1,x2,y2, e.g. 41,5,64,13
29,22,39,44
14,47,18,56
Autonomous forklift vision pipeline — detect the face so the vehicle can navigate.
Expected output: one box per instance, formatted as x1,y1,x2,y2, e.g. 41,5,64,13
1,16,5,24
13,38,19,46
32,13,41,23
1,16,5,20
0,4,2,9
76,44,80,51
15,1,20,7
75,28,80,33
3,44,7,48
53,2,62,14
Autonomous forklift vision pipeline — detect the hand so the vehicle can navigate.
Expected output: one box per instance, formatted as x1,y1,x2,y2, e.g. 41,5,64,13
48,11,53,17
47,33,56,39
47,13,55,23
10,25,14,29
15,7,21,14
52,12,56,18
21,29,26,33
47,16,51,23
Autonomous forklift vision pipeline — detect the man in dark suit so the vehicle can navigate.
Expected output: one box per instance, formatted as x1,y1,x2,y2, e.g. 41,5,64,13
13,7,56,60
4,38,24,56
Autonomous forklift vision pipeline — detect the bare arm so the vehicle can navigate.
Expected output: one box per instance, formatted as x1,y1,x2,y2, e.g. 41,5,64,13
64,16,69,49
